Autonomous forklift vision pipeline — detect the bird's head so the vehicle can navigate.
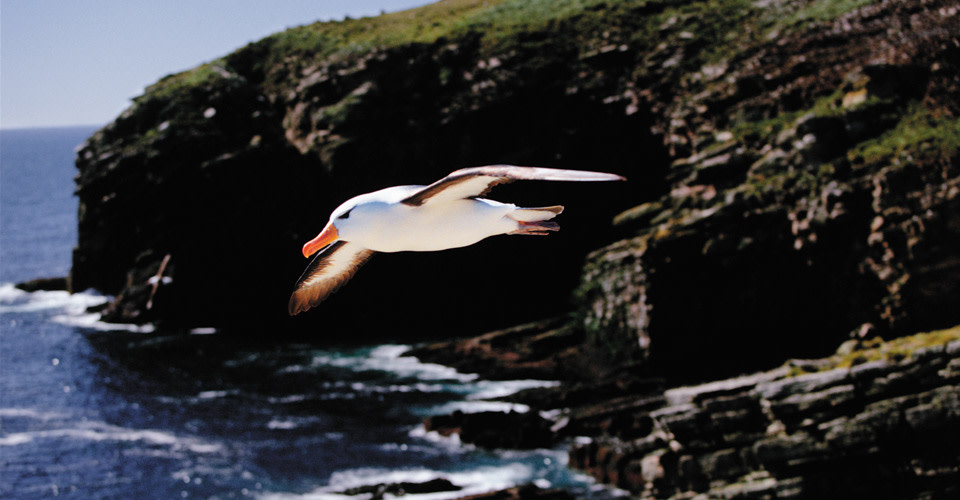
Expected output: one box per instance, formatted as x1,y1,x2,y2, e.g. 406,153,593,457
301,199,357,258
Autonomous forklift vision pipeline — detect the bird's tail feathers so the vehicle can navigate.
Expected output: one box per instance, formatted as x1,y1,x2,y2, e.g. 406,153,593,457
508,205,564,222
509,220,560,236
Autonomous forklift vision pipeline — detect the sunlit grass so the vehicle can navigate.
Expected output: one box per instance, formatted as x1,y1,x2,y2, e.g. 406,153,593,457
147,0,894,103
786,0,877,26
834,325,960,369
264,0,635,59
787,325,960,376
849,104,960,166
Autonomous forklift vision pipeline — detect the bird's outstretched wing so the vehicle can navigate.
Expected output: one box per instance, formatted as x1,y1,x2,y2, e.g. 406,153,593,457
400,165,625,206
288,241,375,315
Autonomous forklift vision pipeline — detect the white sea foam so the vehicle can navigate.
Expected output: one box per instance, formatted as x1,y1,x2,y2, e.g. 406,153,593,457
0,420,222,454
265,416,333,432
376,441,454,456
288,344,565,419
196,390,234,400
50,311,155,333
267,394,309,404
407,425,468,450
368,344,411,359
0,283,107,314
424,400,531,415
266,419,299,430
0,407,65,421
277,345,555,416
466,379,561,401
0,283,157,333
257,463,534,500
301,344,479,383
317,380,447,396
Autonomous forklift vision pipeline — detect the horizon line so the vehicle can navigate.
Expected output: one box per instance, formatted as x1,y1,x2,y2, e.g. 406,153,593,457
0,123,105,132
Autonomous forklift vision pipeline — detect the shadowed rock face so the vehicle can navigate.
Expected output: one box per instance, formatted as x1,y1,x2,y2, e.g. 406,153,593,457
73,0,958,363
72,29,667,336
574,0,960,382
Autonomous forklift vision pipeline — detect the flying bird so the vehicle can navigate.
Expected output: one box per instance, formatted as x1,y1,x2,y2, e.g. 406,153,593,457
288,165,625,315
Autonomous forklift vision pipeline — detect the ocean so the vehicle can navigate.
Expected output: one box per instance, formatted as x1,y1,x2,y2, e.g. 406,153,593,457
0,127,607,500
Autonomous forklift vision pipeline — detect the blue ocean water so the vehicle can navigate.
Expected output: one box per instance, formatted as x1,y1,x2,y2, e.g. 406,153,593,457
0,127,608,500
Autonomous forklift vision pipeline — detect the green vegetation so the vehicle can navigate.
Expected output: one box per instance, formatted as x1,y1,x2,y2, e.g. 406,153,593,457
785,0,876,26
262,0,884,64
141,63,228,103
849,104,960,166
267,0,501,58
730,86,958,206
835,325,960,368
262,0,654,61
730,83,897,144
142,0,893,111
659,0,760,68
789,325,960,375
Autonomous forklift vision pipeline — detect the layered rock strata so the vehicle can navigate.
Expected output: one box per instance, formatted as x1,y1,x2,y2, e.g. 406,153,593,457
565,329,960,499
417,327,960,499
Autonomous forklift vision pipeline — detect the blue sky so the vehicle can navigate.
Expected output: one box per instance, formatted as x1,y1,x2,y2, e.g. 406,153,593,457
0,0,431,129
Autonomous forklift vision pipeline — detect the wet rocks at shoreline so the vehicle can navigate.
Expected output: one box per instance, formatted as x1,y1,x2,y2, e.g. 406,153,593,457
14,276,68,292
407,317,601,382
339,478,461,499
424,410,556,450
453,484,575,500
334,478,574,500
415,325,960,499
565,336,960,498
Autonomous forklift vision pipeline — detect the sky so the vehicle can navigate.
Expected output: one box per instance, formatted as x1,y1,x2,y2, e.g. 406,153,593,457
0,0,432,129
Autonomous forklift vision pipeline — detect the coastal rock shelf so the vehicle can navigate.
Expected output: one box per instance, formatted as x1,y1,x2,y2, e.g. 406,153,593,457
411,324,959,499
416,327,960,499
564,328,960,499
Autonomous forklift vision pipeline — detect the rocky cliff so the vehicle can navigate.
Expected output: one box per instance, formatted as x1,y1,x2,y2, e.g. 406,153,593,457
563,326,960,499
72,0,959,496
571,0,960,381
73,0,677,335
72,0,959,344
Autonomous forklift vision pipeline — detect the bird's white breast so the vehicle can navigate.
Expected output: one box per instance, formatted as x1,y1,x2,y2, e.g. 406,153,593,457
344,194,517,253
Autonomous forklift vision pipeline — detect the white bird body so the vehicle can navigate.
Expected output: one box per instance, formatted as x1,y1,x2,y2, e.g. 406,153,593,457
336,186,520,252
288,165,625,315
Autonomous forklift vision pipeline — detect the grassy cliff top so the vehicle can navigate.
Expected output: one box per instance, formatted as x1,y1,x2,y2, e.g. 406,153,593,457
144,0,888,101
262,0,881,57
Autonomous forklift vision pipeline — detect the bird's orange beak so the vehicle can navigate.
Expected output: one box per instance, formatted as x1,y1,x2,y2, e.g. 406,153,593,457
302,222,338,258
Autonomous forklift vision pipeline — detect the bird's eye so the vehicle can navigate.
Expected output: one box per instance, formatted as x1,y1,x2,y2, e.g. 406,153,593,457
337,209,352,220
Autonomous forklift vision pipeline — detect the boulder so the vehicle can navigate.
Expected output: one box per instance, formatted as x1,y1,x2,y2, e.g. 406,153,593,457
424,410,555,449
15,277,68,292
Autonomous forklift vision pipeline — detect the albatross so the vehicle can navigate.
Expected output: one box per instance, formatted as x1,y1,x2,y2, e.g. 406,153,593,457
288,165,625,315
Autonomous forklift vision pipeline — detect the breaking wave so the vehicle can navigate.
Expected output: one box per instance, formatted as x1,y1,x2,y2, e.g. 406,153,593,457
0,283,154,332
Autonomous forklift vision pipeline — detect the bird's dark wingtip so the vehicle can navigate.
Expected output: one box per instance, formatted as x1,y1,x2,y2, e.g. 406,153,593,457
287,295,307,316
